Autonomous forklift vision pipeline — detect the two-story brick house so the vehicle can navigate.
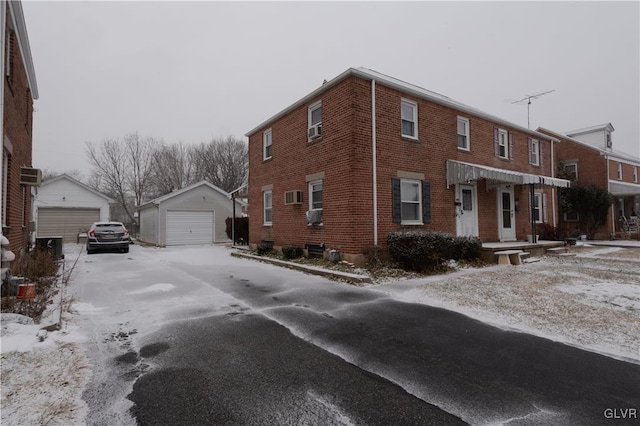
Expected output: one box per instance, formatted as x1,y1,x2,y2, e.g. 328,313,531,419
247,68,569,264
1,0,39,254
538,123,640,239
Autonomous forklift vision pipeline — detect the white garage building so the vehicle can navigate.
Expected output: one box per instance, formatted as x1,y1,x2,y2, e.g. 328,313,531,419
34,175,114,243
137,181,242,246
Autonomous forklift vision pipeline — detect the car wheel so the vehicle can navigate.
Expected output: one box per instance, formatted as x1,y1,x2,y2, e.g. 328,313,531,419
87,248,94,255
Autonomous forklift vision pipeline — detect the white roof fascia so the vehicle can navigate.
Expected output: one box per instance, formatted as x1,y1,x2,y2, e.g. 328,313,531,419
140,181,232,208
565,122,614,136
246,67,559,143
537,127,640,165
40,174,116,203
7,1,38,99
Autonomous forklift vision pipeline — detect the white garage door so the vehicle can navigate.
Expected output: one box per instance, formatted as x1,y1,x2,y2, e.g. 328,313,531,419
37,208,101,243
166,210,214,246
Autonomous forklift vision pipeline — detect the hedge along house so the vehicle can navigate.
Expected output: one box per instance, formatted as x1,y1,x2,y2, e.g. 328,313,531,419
246,68,570,264
137,180,244,246
33,174,114,243
537,123,640,239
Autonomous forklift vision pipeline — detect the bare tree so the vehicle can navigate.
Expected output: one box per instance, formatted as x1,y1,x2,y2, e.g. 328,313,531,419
190,136,247,192
214,136,248,192
148,142,195,198
41,168,85,182
86,133,157,223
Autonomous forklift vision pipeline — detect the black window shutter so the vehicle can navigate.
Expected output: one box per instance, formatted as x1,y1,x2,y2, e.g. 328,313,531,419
392,177,401,223
422,181,431,224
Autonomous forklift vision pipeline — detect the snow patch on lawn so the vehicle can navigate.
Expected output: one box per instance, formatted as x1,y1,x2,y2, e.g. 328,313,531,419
554,282,640,312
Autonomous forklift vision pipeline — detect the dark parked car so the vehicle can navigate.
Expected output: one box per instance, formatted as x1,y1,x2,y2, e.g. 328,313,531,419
86,222,130,254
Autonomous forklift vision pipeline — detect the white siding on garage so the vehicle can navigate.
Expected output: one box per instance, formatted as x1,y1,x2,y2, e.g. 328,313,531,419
166,211,214,246
37,208,100,242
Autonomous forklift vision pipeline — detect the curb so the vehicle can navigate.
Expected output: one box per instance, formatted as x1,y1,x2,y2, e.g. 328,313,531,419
230,251,372,285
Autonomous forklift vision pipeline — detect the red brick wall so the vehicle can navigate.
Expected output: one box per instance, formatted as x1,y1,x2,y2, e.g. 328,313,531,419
543,132,624,238
2,16,35,254
249,75,560,258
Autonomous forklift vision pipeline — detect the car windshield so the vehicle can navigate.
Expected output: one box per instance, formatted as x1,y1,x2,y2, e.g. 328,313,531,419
95,224,125,232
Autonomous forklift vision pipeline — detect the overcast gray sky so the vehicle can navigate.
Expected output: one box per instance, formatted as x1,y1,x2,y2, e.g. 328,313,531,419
23,0,640,179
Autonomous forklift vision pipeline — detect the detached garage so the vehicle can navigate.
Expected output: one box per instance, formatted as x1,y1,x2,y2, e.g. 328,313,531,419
137,181,243,246
34,175,114,243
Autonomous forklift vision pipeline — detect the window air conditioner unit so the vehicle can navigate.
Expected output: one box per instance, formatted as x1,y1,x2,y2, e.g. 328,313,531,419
284,190,303,205
308,124,322,139
305,210,322,225
20,167,42,186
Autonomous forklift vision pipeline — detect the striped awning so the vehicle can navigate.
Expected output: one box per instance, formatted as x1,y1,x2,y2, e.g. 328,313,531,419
609,181,640,196
446,160,571,188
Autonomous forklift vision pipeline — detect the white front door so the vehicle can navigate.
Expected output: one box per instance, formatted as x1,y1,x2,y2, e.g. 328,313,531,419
498,186,516,241
456,183,478,237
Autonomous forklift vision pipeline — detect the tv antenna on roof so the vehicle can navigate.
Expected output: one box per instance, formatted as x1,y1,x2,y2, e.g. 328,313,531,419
511,89,555,129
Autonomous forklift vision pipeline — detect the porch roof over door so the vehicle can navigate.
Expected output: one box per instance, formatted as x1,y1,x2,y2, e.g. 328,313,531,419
609,181,640,196
446,160,571,189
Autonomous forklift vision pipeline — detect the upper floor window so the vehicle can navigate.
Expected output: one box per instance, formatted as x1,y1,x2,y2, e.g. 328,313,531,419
309,180,323,211
564,162,578,181
617,162,623,180
457,117,470,150
263,129,272,160
401,99,418,139
5,30,15,80
529,139,540,166
308,101,322,140
634,166,638,183
497,129,509,159
606,132,612,148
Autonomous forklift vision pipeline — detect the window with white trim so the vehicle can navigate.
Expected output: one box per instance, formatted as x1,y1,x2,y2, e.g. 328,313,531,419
530,139,540,166
401,179,422,223
617,162,623,180
308,101,322,139
263,190,272,225
263,129,272,160
457,117,469,150
532,193,543,223
564,162,578,181
401,99,418,139
309,180,323,211
498,129,508,159
634,166,638,183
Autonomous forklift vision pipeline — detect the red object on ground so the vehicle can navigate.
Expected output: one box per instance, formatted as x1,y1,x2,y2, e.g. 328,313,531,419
16,284,36,299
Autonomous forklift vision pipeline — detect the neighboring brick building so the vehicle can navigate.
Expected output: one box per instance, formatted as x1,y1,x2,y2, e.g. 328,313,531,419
538,124,640,239
246,68,570,264
1,0,39,254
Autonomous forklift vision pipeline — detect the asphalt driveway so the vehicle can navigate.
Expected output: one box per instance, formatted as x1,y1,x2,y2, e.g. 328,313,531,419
69,244,639,425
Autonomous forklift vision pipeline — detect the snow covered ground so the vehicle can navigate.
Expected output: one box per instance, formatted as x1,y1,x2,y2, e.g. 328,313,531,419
1,243,639,425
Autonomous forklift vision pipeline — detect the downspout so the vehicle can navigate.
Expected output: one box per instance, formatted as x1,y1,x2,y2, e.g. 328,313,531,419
371,79,378,246
550,140,557,228
0,0,6,243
